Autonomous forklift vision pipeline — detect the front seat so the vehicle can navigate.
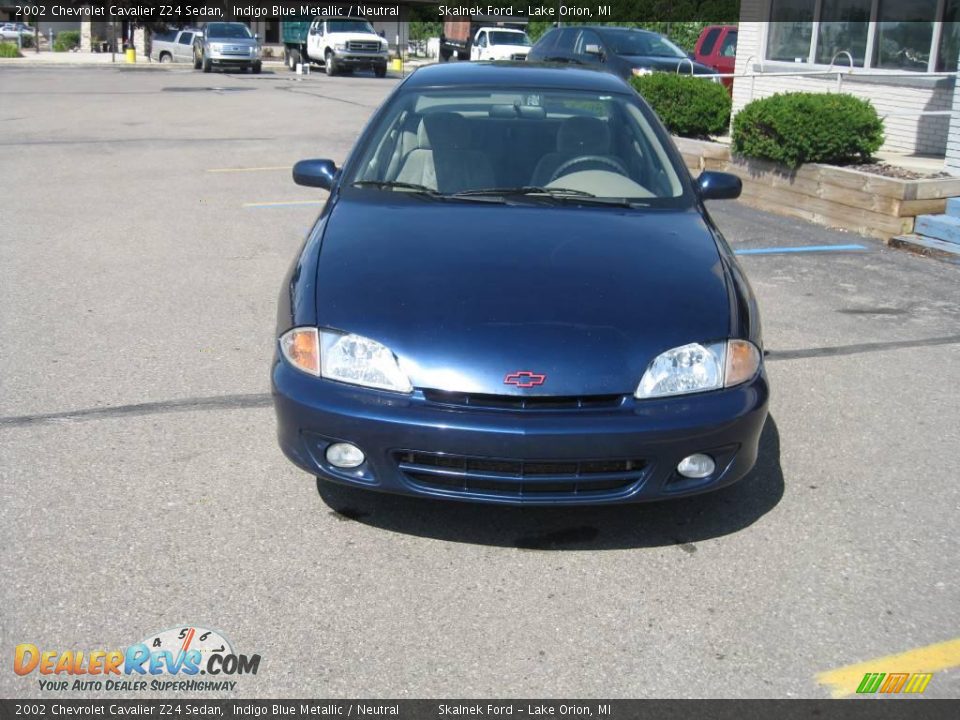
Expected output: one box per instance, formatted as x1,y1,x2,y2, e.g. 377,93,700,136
396,112,495,193
531,116,620,186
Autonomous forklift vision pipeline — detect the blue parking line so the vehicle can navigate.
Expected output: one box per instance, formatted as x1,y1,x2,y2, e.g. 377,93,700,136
735,244,869,256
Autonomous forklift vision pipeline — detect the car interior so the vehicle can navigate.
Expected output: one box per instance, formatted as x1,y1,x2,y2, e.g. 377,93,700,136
357,94,684,199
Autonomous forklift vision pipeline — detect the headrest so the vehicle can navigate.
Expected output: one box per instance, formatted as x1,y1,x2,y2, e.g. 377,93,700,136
557,116,610,154
418,112,470,150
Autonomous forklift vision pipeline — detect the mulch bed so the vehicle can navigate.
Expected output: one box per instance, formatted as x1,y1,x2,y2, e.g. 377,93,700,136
844,162,949,180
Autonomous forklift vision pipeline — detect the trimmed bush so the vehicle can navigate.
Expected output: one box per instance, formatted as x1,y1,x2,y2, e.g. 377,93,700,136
0,42,21,58
53,30,81,52
630,73,731,139
732,92,884,169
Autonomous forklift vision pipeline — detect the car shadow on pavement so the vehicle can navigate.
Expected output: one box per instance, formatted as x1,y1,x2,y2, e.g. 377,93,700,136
315,416,784,550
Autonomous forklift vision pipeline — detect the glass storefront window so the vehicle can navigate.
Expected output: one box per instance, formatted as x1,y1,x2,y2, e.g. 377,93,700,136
814,0,872,66
767,0,814,61
872,0,936,70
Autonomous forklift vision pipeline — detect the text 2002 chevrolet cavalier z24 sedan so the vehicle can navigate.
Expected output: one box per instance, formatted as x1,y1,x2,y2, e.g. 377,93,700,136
272,62,769,506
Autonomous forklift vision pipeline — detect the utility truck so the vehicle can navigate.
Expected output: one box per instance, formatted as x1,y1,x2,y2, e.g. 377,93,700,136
282,17,389,77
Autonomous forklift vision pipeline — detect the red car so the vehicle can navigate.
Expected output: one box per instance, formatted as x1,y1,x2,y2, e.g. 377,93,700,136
694,25,737,90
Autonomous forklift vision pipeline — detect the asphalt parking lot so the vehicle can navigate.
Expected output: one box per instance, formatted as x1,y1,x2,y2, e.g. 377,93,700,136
1,64,958,700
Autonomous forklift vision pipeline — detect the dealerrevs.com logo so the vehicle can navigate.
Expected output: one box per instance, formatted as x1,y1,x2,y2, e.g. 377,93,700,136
14,625,261,692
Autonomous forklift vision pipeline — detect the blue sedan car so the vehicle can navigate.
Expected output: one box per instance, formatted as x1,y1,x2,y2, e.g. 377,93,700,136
273,62,769,505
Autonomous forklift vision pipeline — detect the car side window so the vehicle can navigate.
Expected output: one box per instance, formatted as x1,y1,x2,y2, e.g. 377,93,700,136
178,33,193,45
699,28,721,56
478,33,487,48
720,31,737,57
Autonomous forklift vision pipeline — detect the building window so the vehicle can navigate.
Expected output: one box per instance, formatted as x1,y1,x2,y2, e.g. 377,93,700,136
814,0,871,66
872,0,936,70
767,0,949,71
937,0,960,71
767,0,814,61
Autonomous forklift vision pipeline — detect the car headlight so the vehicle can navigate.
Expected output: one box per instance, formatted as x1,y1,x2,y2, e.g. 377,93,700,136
280,328,412,393
631,67,653,77
334,43,347,51
635,340,760,399
320,330,412,392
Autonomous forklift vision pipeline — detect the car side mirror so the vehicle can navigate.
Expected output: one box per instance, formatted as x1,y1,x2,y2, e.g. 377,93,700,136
254,33,259,41
195,31,203,38
697,171,741,200
309,27,317,36
293,159,338,190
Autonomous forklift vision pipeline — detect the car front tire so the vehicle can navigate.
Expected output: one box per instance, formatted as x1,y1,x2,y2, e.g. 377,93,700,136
193,52,201,69
287,48,299,71
252,61,262,74
202,54,211,73
325,49,336,76
374,64,387,78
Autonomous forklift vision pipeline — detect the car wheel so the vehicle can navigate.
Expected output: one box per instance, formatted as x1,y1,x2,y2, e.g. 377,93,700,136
440,48,451,62
252,61,262,74
159,52,171,63
325,50,336,76
202,54,211,73
193,52,201,69
374,64,387,78
287,48,300,71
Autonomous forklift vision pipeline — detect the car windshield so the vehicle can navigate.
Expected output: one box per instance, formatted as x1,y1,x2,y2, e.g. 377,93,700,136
349,87,687,205
603,30,687,58
205,23,253,39
488,31,531,46
327,20,376,34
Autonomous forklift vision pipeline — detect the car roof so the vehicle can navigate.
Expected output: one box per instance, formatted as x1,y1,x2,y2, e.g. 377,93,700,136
403,62,632,93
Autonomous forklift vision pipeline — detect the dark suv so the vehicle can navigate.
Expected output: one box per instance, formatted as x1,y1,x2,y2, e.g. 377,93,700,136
527,26,716,81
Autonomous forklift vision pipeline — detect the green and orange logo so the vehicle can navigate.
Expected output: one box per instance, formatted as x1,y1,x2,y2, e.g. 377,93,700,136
856,672,933,694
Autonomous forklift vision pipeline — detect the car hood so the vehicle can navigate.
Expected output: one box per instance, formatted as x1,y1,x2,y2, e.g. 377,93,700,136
487,45,530,55
327,32,384,43
620,55,715,74
315,195,730,396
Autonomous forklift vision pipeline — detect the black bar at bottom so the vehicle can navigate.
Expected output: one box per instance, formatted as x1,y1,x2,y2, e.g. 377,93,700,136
1,700,959,720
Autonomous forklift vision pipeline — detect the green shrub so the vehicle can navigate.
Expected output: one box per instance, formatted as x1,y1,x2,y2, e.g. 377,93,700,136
630,73,731,138
0,42,21,58
53,30,81,52
732,92,884,168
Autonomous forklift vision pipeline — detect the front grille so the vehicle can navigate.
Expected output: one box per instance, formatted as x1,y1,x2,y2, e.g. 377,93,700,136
395,451,646,498
346,40,380,52
423,390,624,412
510,53,527,61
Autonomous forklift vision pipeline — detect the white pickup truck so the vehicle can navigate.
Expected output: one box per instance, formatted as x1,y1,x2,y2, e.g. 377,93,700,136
283,18,389,77
469,27,532,62
150,28,199,63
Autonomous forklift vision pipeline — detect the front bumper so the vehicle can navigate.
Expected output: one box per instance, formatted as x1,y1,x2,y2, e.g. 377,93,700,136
272,359,769,506
206,50,259,66
332,50,388,68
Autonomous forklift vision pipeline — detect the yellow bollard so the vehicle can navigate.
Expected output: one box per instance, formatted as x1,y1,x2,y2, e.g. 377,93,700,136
390,57,402,72
125,47,136,63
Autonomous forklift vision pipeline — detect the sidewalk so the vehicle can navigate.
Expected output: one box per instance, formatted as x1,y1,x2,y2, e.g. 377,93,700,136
0,50,286,67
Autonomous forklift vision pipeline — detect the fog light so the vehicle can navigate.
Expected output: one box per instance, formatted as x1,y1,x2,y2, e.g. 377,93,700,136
326,442,365,469
677,454,715,479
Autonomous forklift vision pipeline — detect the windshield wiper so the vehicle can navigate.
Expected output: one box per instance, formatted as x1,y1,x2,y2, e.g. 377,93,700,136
452,186,650,208
452,186,596,198
352,180,443,195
